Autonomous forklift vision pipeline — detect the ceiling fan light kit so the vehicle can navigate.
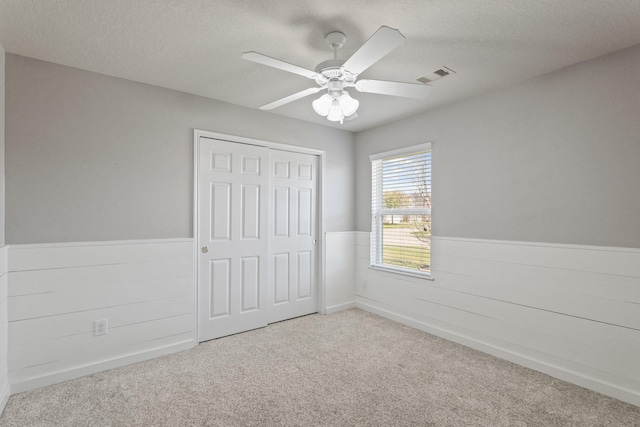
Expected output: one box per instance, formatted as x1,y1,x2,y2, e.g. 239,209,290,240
313,91,359,123
241,26,431,124
312,78,360,123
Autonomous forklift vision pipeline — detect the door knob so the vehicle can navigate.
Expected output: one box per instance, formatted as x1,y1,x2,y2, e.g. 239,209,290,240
201,247,208,253
312,239,317,245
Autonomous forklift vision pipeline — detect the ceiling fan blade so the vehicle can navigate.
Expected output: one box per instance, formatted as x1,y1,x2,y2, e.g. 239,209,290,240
259,87,323,110
341,26,405,76
355,79,431,99
242,51,318,79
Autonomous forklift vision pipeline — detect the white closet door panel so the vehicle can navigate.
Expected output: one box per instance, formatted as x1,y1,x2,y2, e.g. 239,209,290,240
209,258,231,318
241,185,260,239
241,257,260,312
273,187,290,237
198,138,269,341
210,183,231,240
298,189,312,236
274,253,290,304
268,150,318,323
297,251,312,299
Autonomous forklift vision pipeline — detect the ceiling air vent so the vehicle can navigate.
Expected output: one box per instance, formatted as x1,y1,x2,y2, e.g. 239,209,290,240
417,66,456,84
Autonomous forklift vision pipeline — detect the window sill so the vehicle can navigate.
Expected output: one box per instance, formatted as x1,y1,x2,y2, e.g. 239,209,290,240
369,265,434,281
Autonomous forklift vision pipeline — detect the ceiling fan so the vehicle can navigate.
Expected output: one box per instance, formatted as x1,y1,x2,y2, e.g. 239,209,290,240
241,26,431,123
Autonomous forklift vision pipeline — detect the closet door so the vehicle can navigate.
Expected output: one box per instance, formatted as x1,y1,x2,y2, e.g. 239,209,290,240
197,138,269,342
197,138,319,342
268,150,318,323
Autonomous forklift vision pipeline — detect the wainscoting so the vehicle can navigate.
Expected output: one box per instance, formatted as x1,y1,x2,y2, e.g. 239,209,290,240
4,232,639,408
7,239,194,393
324,232,356,314
0,246,8,414
355,233,640,406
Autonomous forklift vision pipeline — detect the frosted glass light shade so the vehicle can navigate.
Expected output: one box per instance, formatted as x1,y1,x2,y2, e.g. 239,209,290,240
327,99,344,122
313,90,359,123
338,92,359,117
312,94,332,116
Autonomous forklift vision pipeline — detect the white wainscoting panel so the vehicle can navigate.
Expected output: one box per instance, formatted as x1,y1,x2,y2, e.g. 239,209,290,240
355,233,640,406
7,239,194,393
324,232,356,314
0,246,9,415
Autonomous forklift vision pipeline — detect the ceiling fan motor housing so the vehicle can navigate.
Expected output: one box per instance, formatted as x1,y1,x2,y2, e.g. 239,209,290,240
314,59,341,84
314,59,356,87
327,79,344,98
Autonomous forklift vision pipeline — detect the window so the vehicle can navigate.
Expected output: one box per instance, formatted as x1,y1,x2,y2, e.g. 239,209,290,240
371,143,431,277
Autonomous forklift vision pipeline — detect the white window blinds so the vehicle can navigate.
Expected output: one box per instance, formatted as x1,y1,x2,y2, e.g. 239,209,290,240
371,143,431,276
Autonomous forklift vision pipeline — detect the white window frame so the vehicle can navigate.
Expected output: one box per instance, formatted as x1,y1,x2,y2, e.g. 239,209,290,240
370,143,432,280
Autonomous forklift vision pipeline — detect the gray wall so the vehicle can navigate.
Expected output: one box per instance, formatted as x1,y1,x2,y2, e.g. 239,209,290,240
0,45,6,412
355,44,640,248
5,54,355,244
0,46,4,245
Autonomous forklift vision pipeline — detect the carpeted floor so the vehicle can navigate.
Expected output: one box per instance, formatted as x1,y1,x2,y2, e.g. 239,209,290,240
1,308,639,426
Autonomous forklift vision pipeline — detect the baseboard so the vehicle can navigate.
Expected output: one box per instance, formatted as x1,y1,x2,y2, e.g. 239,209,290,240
0,383,10,416
10,340,194,395
325,301,356,315
356,299,640,407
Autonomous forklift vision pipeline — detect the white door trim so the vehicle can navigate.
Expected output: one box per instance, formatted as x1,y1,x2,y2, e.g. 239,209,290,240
193,129,327,343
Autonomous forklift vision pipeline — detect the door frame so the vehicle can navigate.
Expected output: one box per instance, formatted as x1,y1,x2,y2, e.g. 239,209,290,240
192,129,327,345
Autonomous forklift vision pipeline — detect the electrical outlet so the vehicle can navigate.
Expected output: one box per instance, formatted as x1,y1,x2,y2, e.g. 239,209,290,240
94,319,108,336
362,280,368,289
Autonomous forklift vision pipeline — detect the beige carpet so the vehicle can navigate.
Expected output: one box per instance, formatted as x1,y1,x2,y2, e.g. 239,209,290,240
1,309,639,426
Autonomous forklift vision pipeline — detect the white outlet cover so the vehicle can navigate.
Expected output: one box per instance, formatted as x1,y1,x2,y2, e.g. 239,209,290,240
94,319,108,336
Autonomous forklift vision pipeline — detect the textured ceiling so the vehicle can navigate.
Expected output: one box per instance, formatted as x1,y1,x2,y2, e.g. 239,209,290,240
1,0,640,132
